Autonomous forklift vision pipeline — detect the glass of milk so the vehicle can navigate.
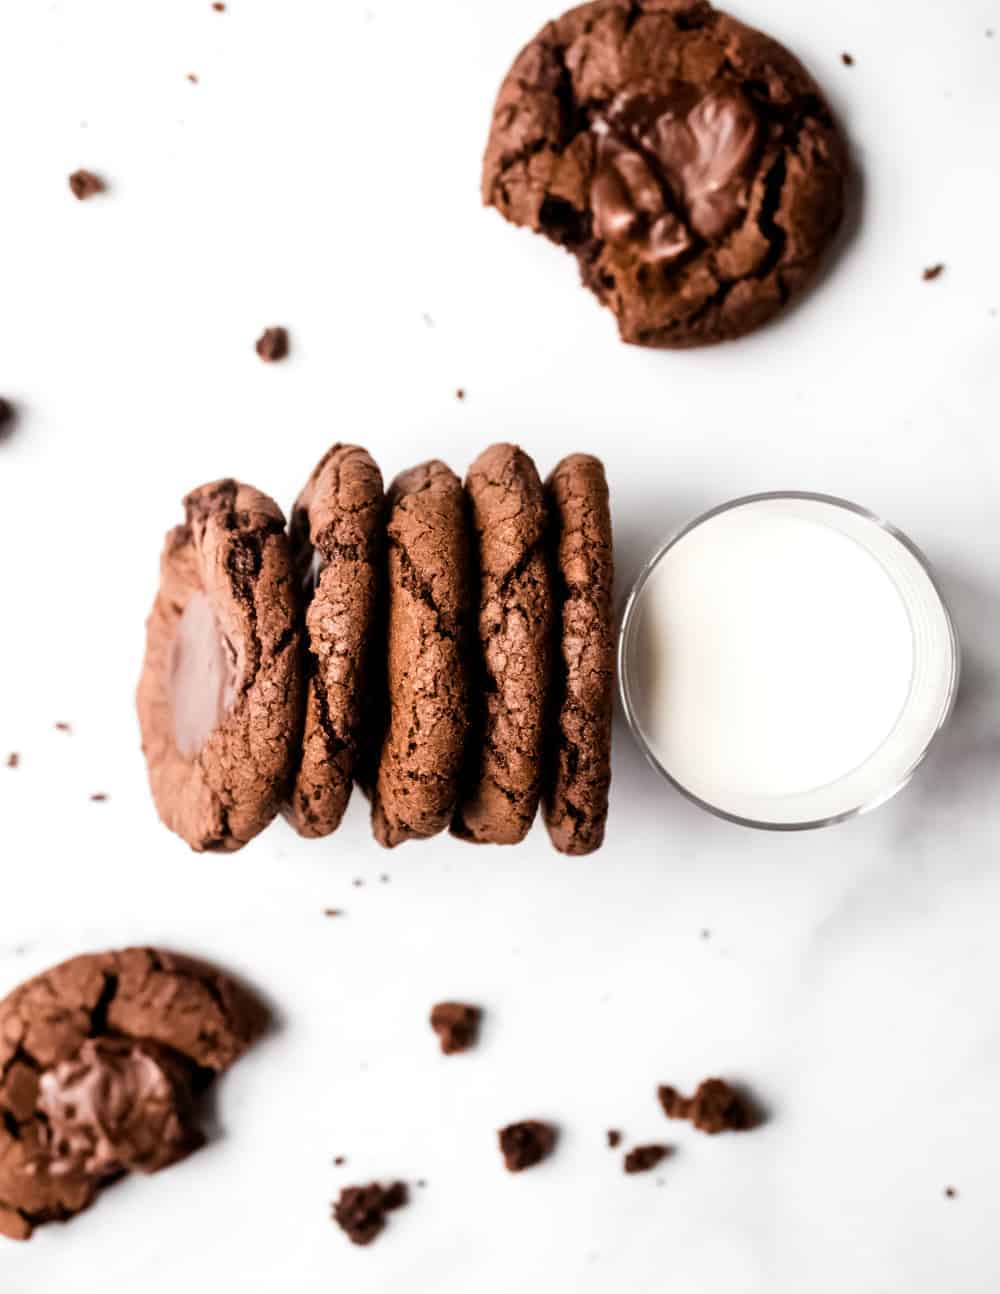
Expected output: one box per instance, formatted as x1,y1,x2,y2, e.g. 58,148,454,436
618,493,960,829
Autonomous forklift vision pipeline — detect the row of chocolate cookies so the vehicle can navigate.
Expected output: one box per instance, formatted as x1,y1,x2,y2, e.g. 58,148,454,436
137,445,614,857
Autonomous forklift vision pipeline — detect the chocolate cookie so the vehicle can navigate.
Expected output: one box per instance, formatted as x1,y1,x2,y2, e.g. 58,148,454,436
482,0,847,347
286,445,385,838
137,479,303,852
543,455,614,854
371,461,472,848
0,948,266,1240
452,444,553,845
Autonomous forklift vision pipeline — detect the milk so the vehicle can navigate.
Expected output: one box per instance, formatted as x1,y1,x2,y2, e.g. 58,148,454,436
622,495,958,827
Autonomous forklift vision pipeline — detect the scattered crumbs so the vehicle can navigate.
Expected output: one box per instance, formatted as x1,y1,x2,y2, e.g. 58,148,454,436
945,1186,958,1199
430,1002,481,1055
5,753,18,769
187,73,199,84
256,326,289,362
323,908,343,918
498,1121,557,1172
923,264,945,282
455,388,466,401
68,169,105,200
606,1129,622,1149
841,52,854,66
332,1181,408,1246
333,1155,346,1166
54,722,72,733
658,1078,756,1134
624,1144,671,1175
90,793,108,802
352,878,364,888
421,312,435,328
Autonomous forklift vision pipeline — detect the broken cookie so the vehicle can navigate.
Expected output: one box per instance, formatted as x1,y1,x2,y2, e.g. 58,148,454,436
0,948,266,1241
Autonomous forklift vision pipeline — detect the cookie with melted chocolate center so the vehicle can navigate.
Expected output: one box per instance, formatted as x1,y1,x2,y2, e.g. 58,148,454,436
482,0,847,347
137,480,303,852
0,948,266,1241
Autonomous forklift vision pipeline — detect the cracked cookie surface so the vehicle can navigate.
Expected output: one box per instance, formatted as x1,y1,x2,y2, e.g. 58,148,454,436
372,461,472,848
137,479,303,852
453,444,553,845
0,947,266,1241
482,0,847,347
286,445,385,838
543,455,614,854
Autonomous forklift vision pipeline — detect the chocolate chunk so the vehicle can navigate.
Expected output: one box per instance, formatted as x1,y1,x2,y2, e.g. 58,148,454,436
429,1002,481,1055
498,1120,557,1172
606,1129,622,1148
255,326,289,362
68,169,105,201
482,1,848,348
0,947,266,1239
332,1180,408,1246
624,1144,670,1174
923,264,945,281
657,1078,752,1133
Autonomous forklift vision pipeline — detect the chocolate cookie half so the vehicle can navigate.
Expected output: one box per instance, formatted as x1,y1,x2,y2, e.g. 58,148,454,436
453,444,553,845
137,479,303,852
543,455,614,854
286,445,385,838
482,0,847,347
372,461,472,848
0,948,266,1241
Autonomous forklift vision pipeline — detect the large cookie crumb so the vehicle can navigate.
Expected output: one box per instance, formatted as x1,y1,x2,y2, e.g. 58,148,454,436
658,1078,753,1133
498,1120,557,1172
332,1181,408,1246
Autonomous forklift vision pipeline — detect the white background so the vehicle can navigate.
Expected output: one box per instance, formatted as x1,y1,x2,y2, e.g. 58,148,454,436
1,1,999,1291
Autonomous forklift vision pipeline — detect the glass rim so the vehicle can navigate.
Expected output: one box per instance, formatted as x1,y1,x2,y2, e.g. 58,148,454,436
617,490,962,832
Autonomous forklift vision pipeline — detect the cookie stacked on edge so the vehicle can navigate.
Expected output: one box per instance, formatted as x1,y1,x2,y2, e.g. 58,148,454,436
137,444,614,857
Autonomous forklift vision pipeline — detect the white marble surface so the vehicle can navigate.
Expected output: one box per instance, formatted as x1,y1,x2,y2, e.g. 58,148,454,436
1,1,999,1290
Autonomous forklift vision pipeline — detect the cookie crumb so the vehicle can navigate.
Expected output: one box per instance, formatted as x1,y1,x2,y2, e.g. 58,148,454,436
0,398,14,437
68,169,104,200
416,1179,427,1189
187,73,199,84
5,753,18,769
658,1078,754,1134
606,1129,622,1148
255,326,289,362
841,52,854,66
90,793,109,802
333,1155,346,1166
212,2,226,9
54,722,72,733
323,908,343,918
700,929,711,940
624,1144,670,1174
380,873,390,884
352,878,364,888
944,1186,958,1199
332,1181,408,1246
455,388,466,401
430,1002,481,1055
498,1121,556,1172
923,264,945,282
